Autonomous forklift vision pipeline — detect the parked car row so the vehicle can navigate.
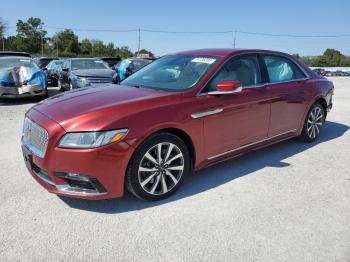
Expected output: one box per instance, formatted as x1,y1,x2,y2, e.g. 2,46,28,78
312,68,350,77
0,51,155,99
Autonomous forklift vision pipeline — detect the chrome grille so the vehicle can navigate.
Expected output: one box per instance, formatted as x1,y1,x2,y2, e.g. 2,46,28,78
22,117,48,158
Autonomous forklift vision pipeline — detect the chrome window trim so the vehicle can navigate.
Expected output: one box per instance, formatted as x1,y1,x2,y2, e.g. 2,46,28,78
197,52,310,96
265,77,309,86
207,129,297,160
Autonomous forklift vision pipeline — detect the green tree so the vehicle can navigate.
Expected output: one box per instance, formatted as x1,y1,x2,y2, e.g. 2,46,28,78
136,48,154,58
292,53,300,60
299,49,350,67
91,40,107,56
0,17,7,51
14,17,47,54
52,29,79,57
0,17,7,38
106,43,115,57
115,46,133,58
79,38,92,56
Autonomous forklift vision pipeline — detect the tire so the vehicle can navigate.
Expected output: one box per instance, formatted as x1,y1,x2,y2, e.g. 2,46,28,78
69,81,73,91
36,88,48,101
41,88,48,99
298,102,325,142
125,132,191,201
58,79,64,91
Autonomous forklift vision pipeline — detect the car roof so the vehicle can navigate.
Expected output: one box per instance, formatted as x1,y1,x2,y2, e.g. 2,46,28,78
0,56,33,60
95,57,121,59
35,57,59,60
68,58,103,61
0,51,31,58
173,48,289,57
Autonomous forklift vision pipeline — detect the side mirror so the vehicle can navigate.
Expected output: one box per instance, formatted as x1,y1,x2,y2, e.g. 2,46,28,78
208,80,242,95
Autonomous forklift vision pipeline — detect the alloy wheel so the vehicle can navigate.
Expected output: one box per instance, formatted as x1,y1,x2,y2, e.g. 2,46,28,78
138,142,184,195
307,106,324,139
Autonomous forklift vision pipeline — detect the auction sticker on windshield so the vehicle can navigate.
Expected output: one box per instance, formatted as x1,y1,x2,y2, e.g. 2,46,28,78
191,58,216,64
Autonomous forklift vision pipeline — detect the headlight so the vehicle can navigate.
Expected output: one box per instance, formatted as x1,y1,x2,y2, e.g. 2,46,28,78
58,129,128,149
77,77,90,86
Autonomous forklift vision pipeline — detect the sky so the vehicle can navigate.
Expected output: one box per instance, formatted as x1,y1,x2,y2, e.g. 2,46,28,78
1,0,350,56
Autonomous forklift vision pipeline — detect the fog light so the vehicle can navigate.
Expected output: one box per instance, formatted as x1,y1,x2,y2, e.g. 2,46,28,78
56,172,107,193
65,173,90,182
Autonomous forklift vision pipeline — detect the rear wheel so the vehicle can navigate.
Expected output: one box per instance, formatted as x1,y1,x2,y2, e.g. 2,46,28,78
298,102,325,142
125,132,190,201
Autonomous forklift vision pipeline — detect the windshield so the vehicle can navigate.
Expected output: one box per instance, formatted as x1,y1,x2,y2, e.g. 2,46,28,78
122,55,220,91
0,58,38,69
102,58,121,67
39,59,55,67
47,60,64,69
71,60,109,70
131,59,152,71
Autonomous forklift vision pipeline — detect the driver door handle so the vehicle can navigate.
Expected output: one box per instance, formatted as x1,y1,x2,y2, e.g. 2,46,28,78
191,108,223,119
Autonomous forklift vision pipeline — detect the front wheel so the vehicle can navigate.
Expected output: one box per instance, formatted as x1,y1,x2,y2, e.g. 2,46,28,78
125,132,191,201
298,102,325,142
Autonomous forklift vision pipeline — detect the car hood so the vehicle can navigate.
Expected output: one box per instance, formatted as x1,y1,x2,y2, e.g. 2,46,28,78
72,69,114,78
32,84,179,131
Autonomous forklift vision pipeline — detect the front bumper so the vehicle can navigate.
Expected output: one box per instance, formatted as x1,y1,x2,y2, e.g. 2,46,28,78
21,109,134,199
0,84,46,98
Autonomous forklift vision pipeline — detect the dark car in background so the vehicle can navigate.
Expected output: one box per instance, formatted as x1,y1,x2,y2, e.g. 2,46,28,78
34,57,59,69
58,58,115,91
0,51,31,58
46,60,64,86
312,68,326,76
113,57,153,82
96,57,121,69
0,56,47,98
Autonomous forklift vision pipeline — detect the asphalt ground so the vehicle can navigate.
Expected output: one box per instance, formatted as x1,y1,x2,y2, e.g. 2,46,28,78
0,77,349,261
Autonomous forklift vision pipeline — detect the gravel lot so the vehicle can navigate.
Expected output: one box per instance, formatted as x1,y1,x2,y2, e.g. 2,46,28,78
0,77,349,262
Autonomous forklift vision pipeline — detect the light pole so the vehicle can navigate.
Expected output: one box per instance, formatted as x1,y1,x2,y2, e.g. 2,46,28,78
56,39,59,57
41,34,44,56
233,30,237,48
137,28,141,56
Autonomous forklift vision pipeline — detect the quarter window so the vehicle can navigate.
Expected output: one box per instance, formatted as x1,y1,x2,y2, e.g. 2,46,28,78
263,56,306,83
204,56,261,92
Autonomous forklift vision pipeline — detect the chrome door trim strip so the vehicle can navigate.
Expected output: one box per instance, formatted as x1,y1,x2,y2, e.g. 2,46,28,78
191,108,223,119
207,129,297,160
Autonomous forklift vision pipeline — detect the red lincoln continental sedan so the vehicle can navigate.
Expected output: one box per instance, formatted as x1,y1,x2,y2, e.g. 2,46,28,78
22,49,334,201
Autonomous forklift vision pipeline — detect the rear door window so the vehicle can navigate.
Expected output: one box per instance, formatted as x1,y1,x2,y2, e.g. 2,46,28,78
263,55,306,83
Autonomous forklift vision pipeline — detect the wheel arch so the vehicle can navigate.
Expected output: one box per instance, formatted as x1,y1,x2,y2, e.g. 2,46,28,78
315,97,328,117
127,127,196,171
157,128,196,169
